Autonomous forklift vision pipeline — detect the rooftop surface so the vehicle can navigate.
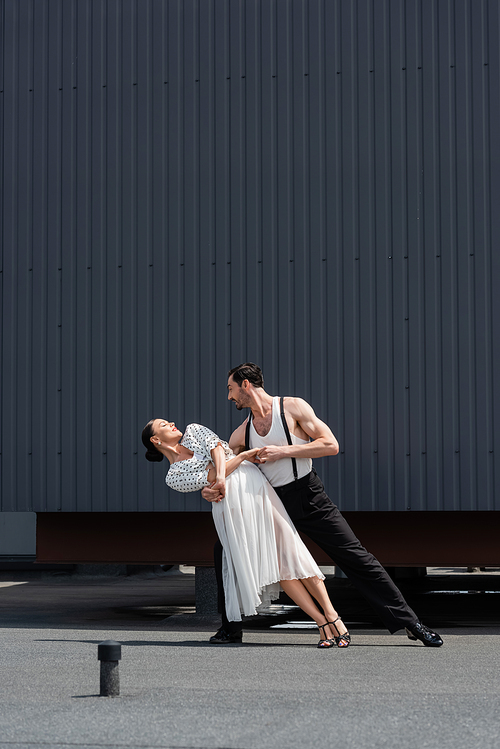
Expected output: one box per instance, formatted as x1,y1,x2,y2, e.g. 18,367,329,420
0,567,499,749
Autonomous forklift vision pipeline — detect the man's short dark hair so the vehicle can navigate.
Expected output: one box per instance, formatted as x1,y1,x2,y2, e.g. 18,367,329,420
228,362,264,388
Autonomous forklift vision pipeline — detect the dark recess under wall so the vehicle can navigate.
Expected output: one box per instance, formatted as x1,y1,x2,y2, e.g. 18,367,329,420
36,511,500,567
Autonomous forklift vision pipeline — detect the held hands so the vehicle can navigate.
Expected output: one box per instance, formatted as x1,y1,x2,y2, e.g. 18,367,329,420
240,447,261,463
199,445,285,505
254,445,287,463
240,446,286,463
201,485,222,503
210,475,226,499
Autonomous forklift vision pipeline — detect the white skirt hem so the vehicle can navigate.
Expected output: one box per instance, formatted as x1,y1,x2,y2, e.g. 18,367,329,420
213,461,325,623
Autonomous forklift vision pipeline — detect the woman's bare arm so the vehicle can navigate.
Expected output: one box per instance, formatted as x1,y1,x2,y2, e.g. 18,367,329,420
208,444,228,497
207,445,260,498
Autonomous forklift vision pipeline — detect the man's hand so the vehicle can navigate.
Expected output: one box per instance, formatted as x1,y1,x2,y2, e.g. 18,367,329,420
201,485,224,503
256,445,289,463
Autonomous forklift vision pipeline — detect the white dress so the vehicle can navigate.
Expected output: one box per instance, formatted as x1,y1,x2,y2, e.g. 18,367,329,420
165,424,324,622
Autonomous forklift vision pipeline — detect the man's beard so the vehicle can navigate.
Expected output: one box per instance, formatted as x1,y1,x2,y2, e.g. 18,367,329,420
232,399,246,411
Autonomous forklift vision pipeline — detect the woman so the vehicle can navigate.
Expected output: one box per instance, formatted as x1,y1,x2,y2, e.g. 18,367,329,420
142,418,350,648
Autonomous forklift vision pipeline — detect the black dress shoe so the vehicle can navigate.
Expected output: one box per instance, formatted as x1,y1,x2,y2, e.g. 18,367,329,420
209,627,243,644
406,622,443,647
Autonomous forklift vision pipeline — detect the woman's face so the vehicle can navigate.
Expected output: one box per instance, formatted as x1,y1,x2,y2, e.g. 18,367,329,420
151,419,182,447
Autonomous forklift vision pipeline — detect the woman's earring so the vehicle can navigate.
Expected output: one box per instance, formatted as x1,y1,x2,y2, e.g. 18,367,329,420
157,441,161,446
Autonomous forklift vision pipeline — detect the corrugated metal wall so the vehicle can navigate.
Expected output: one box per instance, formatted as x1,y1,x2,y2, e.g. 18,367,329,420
1,0,499,514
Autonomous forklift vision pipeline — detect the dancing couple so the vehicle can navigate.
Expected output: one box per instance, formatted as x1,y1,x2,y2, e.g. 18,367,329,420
142,362,443,649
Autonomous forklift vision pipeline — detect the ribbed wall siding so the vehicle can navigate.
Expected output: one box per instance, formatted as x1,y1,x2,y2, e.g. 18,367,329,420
1,0,498,513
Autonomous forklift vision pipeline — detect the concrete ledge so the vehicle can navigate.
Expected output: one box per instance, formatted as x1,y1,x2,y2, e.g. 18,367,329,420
36,511,500,566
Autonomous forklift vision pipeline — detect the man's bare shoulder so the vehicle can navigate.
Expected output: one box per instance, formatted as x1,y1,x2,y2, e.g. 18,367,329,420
283,396,315,418
283,395,337,447
232,418,249,435
229,417,249,450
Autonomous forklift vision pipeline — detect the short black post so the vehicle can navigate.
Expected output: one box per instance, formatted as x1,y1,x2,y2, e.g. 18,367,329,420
98,640,121,697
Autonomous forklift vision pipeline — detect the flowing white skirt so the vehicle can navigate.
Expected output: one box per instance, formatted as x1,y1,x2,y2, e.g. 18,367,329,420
211,461,324,622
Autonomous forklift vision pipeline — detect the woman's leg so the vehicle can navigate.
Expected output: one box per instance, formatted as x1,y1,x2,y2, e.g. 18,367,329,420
266,488,349,644
301,577,349,647
279,578,336,643
300,577,349,640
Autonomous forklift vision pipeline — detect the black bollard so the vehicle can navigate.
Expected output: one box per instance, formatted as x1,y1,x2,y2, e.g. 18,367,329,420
98,640,121,697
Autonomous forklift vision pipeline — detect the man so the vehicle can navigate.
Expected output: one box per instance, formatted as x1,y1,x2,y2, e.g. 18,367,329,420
202,362,443,647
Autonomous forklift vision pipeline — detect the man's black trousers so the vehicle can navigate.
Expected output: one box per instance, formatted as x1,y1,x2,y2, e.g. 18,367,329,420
214,469,418,634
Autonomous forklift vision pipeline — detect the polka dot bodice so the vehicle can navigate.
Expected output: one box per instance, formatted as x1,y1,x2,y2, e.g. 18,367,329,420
165,423,234,493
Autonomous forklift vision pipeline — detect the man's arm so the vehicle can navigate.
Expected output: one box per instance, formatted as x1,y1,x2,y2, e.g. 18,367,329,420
256,397,339,464
228,419,247,454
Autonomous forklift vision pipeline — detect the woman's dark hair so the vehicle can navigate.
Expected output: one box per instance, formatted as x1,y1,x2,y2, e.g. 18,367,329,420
142,419,164,462
227,362,264,388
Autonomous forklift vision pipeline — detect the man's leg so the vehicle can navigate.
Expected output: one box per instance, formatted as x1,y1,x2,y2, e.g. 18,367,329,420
275,472,419,634
210,540,242,641
301,507,443,645
296,506,418,633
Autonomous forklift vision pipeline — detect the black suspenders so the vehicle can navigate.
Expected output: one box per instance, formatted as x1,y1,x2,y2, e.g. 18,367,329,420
279,397,299,481
245,397,298,481
245,413,252,451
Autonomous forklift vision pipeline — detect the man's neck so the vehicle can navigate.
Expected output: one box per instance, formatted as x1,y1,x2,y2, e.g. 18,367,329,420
248,389,274,419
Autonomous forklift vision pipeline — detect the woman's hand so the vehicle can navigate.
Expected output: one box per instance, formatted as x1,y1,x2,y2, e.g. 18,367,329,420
240,447,261,463
210,475,226,498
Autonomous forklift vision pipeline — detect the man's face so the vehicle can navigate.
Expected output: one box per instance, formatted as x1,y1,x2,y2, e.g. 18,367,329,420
227,375,252,410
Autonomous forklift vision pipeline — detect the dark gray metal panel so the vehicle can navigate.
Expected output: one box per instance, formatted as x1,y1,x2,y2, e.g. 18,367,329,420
1,0,498,513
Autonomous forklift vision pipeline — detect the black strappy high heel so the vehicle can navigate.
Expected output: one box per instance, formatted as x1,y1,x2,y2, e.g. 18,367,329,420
327,617,351,648
317,623,334,649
